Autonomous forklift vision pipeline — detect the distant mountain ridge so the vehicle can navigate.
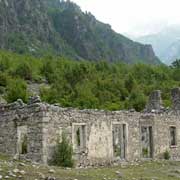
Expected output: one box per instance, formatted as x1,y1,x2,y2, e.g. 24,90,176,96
135,25,180,64
0,0,160,64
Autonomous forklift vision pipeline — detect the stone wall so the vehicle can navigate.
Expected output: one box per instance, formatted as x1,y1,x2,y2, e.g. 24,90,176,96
139,112,180,160
41,106,142,166
0,88,179,166
145,90,164,112
172,87,180,113
40,104,180,166
154,113,180,160
0,102,45,163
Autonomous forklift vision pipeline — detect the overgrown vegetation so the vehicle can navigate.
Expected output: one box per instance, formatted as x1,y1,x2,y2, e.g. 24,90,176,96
0,51,179,111
114,145,121,157
164,150,171,160
142,148,149,158
52,133,74,167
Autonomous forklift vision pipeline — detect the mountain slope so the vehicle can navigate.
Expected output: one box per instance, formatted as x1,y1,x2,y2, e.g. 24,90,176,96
0,0,77,57
135,25,180,64
163,40,180,64
0,0,160,64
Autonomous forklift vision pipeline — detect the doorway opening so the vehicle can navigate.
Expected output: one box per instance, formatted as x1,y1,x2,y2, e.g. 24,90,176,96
141,126,153,158
17,126,28,155
112,124,127,159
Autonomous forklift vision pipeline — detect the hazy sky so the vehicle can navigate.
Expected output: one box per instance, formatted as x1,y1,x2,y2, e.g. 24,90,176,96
72,0,180,36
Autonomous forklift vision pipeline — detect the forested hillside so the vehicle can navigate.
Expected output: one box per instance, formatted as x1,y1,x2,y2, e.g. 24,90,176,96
0,0,160,64
0,51,179,111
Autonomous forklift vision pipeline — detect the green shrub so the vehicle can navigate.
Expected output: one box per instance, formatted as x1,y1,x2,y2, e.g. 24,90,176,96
126,89,147,111
164,150,170,160
0,86,5,94
114,145,121,157
14,62,32,80
0,51,180,111
52,133,74,167
142,148,148,158
0,57,10,72
6,78,28,103
41,59,56,83
0,72,8,86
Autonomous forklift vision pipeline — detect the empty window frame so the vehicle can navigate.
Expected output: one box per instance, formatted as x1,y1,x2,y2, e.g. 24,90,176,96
141,126,153,158
170,126,177,146
73,124,86,152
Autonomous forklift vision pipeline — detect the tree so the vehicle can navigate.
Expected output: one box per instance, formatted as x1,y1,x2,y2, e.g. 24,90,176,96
52,133,74,167
125,74,137,93
126,89,147,111
171,59,180,68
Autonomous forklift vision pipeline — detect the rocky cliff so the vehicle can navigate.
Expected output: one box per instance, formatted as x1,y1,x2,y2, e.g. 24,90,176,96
0,0,160,64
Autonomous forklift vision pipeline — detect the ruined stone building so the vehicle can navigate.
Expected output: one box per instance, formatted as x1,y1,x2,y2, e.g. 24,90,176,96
0,88,179,166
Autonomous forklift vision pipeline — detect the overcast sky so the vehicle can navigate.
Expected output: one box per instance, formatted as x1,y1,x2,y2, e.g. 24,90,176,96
72,0,180,36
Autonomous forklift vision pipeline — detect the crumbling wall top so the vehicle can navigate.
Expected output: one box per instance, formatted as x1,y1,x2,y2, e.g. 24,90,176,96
171,87,180,112
0,96,42,114
1,88,180,117
145,90,164,113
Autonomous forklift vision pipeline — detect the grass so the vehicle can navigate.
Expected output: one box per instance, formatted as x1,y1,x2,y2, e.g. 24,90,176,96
0,154,180,179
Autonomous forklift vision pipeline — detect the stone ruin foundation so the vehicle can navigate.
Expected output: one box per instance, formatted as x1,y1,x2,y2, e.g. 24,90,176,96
0,88,180,167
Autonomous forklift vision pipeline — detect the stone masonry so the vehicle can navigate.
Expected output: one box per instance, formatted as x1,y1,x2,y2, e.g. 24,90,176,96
0,88,179,166
172,87,180,112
